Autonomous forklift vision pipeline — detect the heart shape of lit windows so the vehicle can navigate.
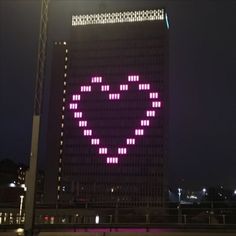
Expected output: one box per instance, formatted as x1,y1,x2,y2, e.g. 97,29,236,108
69,75,161,164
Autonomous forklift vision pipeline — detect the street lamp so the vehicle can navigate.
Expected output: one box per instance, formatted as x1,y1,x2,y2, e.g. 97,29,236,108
19,195,24,223
178,188,182,202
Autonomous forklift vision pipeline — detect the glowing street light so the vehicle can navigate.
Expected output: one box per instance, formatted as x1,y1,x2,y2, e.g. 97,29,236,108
19,195,24,223
178,188,182,202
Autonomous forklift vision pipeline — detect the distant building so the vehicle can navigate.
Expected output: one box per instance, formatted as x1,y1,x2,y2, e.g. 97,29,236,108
44,9,169,207
0,159,44,204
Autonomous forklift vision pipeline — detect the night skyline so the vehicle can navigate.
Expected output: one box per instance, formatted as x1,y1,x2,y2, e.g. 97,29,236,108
1,0,236,189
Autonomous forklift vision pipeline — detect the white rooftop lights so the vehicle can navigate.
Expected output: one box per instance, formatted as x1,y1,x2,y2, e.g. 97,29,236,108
72,9,165,26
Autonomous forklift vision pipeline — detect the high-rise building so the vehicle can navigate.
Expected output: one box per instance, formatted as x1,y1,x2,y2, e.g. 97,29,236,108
44,9,169,207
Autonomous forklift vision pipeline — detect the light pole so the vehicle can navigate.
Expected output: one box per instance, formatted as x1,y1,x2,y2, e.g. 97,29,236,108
19,195,24,223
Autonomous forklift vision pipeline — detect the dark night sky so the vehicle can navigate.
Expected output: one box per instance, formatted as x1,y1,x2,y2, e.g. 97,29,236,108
1,0,236,189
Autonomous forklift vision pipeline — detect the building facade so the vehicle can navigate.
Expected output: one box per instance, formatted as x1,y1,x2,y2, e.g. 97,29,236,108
45,9,169,207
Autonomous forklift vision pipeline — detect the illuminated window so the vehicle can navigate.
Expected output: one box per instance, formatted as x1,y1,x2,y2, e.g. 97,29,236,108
152,101,161,108
118,148,127,154
128,75,139,82
79,121,87,127
81,86,91,92
120,84,128,91
99,147,107,154
149,92,158,99
126,138,135,145
146,110,155,117
141,120,150,126
91,76,102,83
69,103,77,109
101,85,110,91
72,94,80,101
91,138,100,145
135,129,144,135
65,57,68,61
83,129,92,136
109,93,120,100
107,157,118,164
139,84,150,90
64,73,67,77
74,112,82,118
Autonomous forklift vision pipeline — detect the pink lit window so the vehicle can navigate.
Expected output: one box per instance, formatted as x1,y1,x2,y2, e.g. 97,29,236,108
80,86,91,92
118,148,127,154
141,120,150,126
146,110,155,117
135,129,144,136
99,147,107,154
74,112,82,118
109,93,120,100
152,101,161,108
91,76,102,83
149,92,158,99
126,138,135,145
128,75,139,82
91,139,100,145
120,84,128,91
72,94,80,101
83,130,92,136
107,157,118,164
139,84,150,90
101,85,110,91
79,121,87,127
69,103,77,109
